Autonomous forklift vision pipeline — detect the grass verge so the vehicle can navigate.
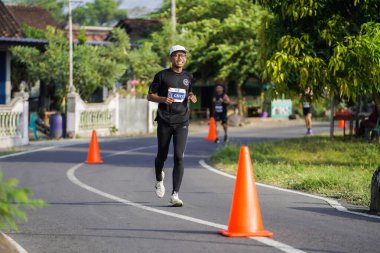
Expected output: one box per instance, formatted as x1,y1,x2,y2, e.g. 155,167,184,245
209,136,380,206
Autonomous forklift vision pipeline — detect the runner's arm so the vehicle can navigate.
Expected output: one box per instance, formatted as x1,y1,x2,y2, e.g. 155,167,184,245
223,94,231,104
147,93,174,104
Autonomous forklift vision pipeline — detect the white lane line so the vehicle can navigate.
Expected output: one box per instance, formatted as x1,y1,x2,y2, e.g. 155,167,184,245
199,160,380,220
122,151,209,159
0,146,56,160
67,146,306,253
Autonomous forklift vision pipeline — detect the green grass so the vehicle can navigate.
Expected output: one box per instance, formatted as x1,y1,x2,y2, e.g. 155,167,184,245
210,136,380,206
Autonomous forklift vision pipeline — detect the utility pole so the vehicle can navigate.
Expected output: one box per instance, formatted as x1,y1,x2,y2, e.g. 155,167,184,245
68,1,82,91
68,0,73,90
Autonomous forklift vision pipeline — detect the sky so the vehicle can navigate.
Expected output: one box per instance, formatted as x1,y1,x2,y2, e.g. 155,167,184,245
119,0,163,10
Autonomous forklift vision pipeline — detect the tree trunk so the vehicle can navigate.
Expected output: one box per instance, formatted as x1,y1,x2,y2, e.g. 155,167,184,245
372,86,380,115
330,97,335,139
236,81,244,116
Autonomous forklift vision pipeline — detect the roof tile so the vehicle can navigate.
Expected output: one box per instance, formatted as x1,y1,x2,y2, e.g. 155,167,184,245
7,4,58,30
0,1,23,38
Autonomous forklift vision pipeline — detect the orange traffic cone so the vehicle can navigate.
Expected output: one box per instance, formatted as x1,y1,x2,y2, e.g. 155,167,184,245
338,109,345,129
206,117,217,141
85,130,103,164
219,146,273,237
338,119,346,128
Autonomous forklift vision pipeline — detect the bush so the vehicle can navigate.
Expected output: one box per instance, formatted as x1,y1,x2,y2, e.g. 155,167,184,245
0,171,46,231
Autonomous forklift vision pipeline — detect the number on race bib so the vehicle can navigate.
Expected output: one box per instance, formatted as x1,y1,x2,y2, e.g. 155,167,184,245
215,105,223,113
168,88,187,102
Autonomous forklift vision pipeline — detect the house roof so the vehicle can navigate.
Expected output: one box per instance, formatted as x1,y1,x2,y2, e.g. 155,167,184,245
63,25,113,42
0,1,23,38
114,19,161,43
7,4,58,30
0,1,110,45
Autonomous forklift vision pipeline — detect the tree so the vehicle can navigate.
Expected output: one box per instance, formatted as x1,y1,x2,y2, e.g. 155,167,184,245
72,0,128,26
11,27,129,107
188,4,271,114
329,22,380,114
126,42,162,81
151,0,271,114
8,0,67,23
123,42,163,96
257,0,380,113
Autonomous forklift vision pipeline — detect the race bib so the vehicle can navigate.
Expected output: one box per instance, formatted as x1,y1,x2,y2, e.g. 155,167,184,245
168,88,186,102
215,105,223,113
302,102,310,108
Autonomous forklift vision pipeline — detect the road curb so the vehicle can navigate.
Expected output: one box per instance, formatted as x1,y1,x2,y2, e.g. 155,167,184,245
0,232,27,253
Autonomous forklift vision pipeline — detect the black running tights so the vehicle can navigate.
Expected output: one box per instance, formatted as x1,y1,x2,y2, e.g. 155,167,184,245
155,122,188,193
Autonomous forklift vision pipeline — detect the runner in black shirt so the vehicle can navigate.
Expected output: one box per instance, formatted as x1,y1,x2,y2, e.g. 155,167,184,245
147,45,197,207
213,84,231,143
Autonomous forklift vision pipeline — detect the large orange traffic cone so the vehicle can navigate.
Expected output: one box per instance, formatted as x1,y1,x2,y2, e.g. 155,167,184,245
85,130,103,164
219,146,273,237
206,117,217,141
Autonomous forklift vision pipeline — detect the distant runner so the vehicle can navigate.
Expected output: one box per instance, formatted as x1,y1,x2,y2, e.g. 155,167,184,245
213,84,231,143
301,87,313,135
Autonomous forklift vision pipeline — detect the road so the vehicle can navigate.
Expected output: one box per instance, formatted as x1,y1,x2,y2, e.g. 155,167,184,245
1,120,379,253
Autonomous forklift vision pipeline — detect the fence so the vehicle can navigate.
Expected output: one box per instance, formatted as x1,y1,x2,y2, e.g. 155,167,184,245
0,92,29,149
66,89,119,138
118,96,158,135
0,88,158,149
67,90,157,138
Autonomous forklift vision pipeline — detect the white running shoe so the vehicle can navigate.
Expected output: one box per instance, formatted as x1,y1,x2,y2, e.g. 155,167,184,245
169,192,183,207
155,171,165,198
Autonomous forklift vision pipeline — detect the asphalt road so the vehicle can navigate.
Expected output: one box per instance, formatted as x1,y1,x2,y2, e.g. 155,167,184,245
1,120,379,253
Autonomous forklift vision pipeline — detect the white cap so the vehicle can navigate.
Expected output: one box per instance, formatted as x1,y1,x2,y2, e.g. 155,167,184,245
169,45,188,56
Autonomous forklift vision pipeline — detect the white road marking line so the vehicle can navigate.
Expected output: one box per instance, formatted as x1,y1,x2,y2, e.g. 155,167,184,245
121,151,209,159
67,146,306,253
199,160,380,220
0,146,56,160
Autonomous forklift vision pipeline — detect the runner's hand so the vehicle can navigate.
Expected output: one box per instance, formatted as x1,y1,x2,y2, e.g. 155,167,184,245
189,94,197,103
162,97,174,104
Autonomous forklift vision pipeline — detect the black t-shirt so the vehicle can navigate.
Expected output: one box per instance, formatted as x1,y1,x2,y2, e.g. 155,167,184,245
149,68,193,125
214,93,227,115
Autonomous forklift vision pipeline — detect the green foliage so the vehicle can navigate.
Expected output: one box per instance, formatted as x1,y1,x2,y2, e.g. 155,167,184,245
21,24,47,39
126,42,162,82
149,0,273,115
11,28,129,104
190,4,267,84
72,0,128,26
210,137,380,205
77,29,87,44
258,0,380,108
329,22,380,99
0,170,46,231
151,0,271,86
